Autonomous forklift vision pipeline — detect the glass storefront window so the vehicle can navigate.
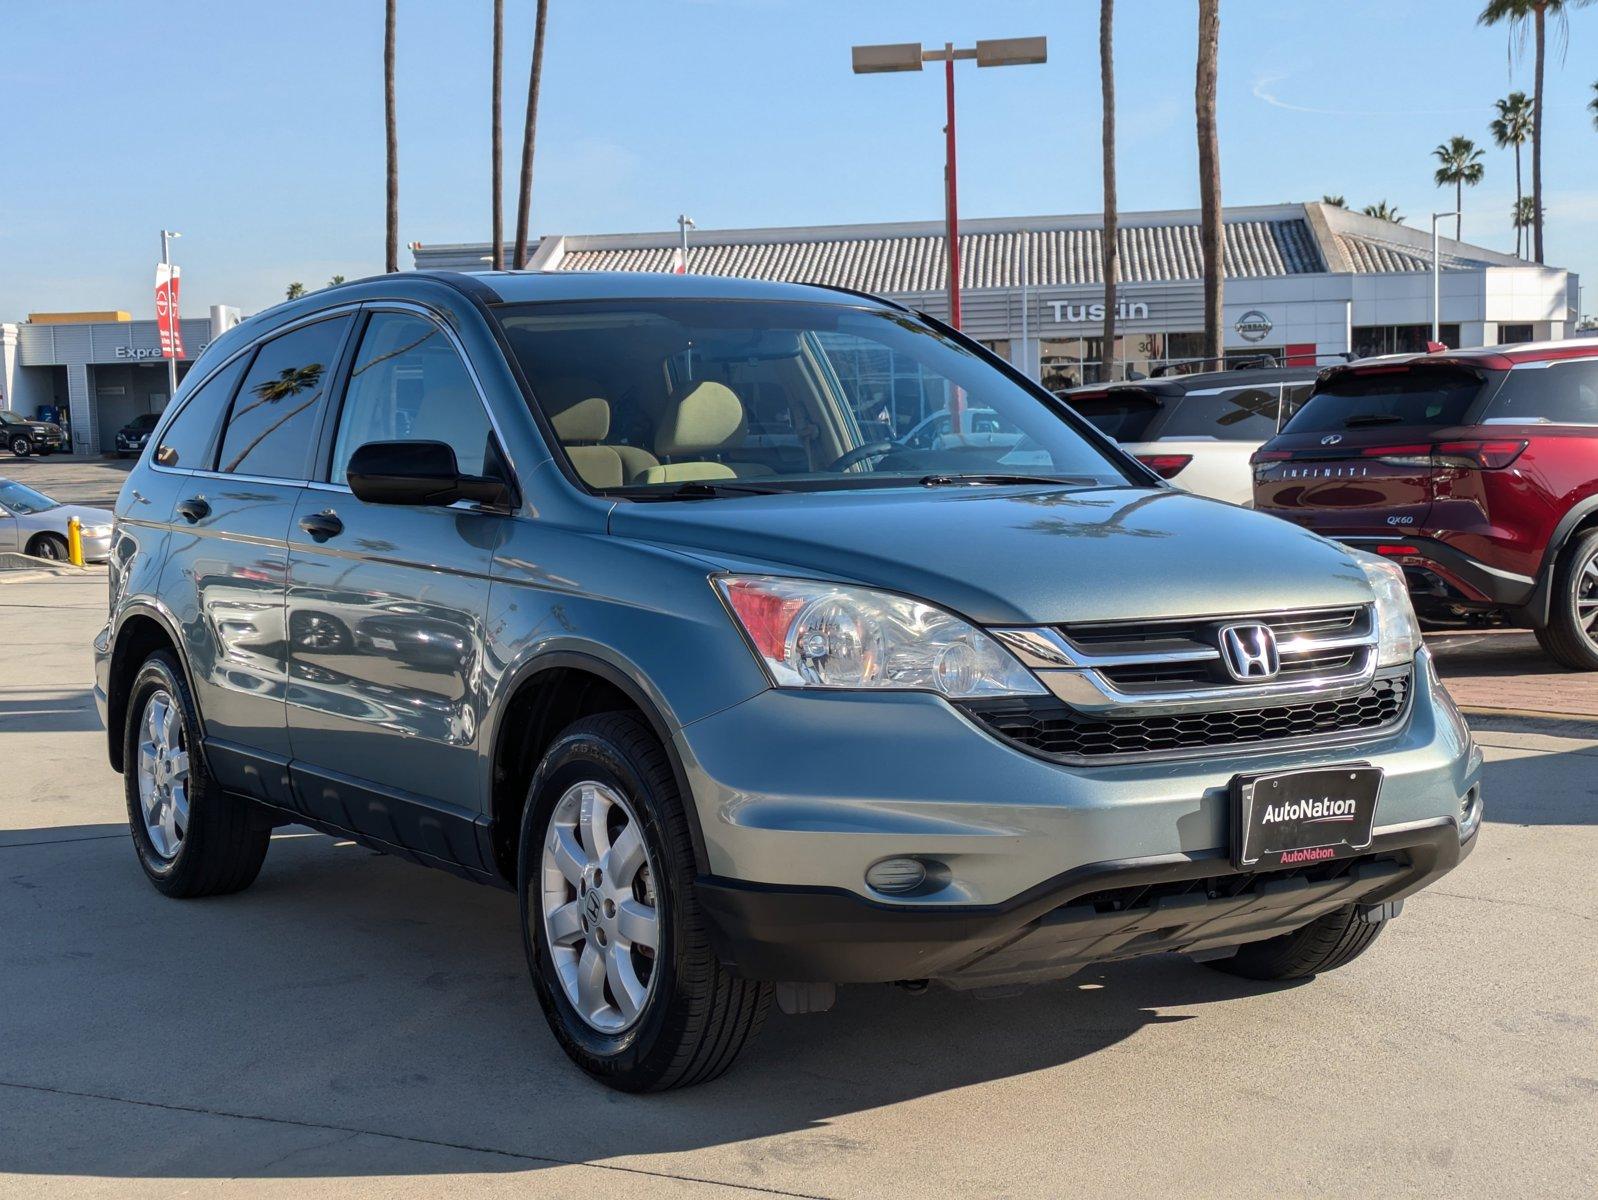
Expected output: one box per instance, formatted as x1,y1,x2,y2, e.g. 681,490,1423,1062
1352,324,1461,357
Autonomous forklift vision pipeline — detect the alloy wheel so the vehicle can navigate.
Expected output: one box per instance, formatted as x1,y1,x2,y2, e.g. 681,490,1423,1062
539,780,660,1033
33,537,64,561
1576,549,1598,646
135,689,190,860
10,436,30,457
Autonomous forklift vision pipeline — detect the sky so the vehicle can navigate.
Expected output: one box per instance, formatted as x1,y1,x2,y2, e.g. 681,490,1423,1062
1,0,1595,321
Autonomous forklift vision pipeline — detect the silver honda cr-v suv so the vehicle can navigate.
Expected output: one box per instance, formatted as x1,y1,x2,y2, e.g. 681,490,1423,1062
94,272,1481,1090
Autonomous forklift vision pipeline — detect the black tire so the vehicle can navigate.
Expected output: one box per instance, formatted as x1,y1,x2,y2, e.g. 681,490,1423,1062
1534,529,1598,670
518,711,771,1091
28,533,68,562
10,435,32,457
1204,904,1384,981
123,651,270,898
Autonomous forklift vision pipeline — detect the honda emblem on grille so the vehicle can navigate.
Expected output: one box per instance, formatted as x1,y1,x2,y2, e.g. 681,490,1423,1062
1219,623,1280,681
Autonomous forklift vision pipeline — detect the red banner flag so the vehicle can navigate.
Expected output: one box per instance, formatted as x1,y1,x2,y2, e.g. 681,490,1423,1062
155,264,184,359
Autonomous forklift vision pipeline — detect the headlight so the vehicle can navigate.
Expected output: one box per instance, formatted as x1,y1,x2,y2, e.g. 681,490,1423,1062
1350,550,1421,667
86,524,112,537
715,575,1045,698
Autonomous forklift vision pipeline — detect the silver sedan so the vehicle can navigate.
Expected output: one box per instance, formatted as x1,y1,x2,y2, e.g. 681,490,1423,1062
0,477,114,562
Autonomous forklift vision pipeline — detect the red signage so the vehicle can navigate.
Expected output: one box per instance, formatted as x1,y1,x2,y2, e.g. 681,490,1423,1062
155,263,184,359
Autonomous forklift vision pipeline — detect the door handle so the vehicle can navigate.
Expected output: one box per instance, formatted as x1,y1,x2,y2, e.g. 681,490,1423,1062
175,497,210,523
298,511,344,542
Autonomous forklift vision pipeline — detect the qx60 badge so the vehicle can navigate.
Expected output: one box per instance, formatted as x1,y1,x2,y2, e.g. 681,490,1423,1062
1219,623,1280,681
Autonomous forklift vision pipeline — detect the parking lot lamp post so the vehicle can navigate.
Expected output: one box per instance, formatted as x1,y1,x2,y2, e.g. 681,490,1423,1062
851,37,1047,331
1430,211,1458,345
160,229,181,400
677,214,695,274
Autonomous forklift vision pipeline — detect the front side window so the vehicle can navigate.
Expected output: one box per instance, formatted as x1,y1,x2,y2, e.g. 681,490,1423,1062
217,317,351,478
1486,360,1598,425
330,311,495,483
154,353,249,469
496,300,1129,494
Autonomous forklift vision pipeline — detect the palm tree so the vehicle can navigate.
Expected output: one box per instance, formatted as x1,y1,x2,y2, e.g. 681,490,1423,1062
1478,1,1594,264
1362,201,1404,222
490,0,505,270
1322,194,1346,207
1196,0,1223,370
1432,136,1485,240
285,282,306,300
384,0,398,273
327,275,346,288
513,0,551,269
1099,0,1119,382
1490,91,1534,255
1590,79,1598,129
1513,195,1539,242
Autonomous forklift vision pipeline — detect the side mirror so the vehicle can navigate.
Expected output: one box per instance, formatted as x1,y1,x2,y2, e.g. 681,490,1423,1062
346,440,512,508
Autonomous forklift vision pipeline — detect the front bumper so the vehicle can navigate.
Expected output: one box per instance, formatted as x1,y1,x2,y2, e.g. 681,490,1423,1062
675,646,1480,983
1336,535,1535,611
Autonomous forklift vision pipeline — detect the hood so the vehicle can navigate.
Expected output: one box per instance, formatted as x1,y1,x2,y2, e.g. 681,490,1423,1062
608,485,1374,625
21,503,114,531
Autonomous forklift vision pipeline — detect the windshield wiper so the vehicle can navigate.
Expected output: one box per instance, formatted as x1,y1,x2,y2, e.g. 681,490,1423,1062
1342,413,1404,427
919,473,1097,488
654,480,787,500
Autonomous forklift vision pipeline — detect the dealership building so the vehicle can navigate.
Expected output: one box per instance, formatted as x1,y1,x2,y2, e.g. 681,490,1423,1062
1,306,241,454
414,201,1579,392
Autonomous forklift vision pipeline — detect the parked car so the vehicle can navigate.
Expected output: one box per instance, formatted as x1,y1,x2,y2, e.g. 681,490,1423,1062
116,412,162,457
0,409,66,457
898,405,1024,453
0,477,113,560
1058,365,1322,504
1252,339,1598,667
95,272,1480,1091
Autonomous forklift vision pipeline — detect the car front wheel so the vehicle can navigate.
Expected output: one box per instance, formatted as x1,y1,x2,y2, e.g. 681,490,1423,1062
1203,904,1385,981
9,435,31,457
518,711,770,1091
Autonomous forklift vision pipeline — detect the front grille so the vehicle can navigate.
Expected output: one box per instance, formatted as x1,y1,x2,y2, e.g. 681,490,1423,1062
964,671,1410,763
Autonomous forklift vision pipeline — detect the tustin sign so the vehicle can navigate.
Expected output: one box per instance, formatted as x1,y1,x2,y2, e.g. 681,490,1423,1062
1048,299,1152,324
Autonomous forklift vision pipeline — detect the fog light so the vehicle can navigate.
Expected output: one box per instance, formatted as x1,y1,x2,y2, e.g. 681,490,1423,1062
865,857,927,894
1459,785,1483,839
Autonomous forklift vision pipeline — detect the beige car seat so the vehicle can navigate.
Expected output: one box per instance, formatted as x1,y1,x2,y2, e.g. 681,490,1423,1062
637,381,774,484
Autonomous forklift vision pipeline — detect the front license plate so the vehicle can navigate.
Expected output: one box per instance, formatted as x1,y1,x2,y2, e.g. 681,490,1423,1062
1231,765,1382,869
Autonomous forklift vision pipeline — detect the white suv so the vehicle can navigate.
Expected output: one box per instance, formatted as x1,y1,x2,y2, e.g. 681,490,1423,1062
1060,366,1321,505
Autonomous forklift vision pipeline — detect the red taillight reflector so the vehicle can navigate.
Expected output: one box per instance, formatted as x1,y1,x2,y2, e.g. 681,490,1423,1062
1136,453,1193,479
1376,544,1421,557
1250,449,1291,464
1357,443,1432,458
1434,440,1528,469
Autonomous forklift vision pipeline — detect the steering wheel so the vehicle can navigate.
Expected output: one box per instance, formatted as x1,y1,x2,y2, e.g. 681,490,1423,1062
827,441,896,472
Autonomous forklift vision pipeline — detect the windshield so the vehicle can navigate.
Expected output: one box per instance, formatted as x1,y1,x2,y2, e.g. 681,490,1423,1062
495,300,1130,494
1284,367,1483,434
0,411,28,426
0,480,58,514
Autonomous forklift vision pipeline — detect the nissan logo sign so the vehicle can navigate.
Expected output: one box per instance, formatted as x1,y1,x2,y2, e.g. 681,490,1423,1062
1234,310,1273,343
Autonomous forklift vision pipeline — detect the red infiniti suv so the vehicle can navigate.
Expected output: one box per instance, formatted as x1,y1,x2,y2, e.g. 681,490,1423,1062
1253,339,1598,668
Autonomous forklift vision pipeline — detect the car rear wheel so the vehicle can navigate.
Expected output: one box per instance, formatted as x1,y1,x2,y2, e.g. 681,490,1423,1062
27,533,68,561
9,435,32,457
518,711,771,1091
1534,529,1598,671
1202,904,1385,981
123,651,271,897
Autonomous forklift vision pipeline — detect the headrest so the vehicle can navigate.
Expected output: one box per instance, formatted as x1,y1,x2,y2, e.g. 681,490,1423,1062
655,382,745,458
550,396,611,443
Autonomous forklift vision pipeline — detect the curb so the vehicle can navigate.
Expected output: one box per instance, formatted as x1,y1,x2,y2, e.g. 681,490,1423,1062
1461,706,1598,738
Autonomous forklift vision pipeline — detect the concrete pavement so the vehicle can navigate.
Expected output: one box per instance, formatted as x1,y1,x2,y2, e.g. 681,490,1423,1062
1,572,1594,1199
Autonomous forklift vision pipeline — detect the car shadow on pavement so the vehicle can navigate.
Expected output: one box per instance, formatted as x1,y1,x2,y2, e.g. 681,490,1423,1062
1475,737,1598,826
0,824,1308,1186
0,688,103,734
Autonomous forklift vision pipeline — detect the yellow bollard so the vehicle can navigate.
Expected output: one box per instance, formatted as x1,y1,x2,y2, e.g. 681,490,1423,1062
67,515,85,566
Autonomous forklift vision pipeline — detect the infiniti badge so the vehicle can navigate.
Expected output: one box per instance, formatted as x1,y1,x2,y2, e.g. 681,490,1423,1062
1320,433,1343,446
1219,623,1280,681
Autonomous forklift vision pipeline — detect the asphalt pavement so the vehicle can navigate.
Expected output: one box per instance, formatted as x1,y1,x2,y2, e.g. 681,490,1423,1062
2,565,1596,1199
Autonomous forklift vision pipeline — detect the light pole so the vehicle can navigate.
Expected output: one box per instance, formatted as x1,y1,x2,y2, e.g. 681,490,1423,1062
1430,211,1458,345
160,230,181,399
677,214,695,274
851,36,1046,331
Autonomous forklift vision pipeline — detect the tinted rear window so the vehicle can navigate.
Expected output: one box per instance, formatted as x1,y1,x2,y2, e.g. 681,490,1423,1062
1485,360,1598,425
1283,368,1483,434
1065,393,1160,442
1158,385,1281,440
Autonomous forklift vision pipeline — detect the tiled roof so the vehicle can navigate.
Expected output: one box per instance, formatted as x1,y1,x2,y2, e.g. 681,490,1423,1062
556,218,1325,290
1336,233,1493,274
